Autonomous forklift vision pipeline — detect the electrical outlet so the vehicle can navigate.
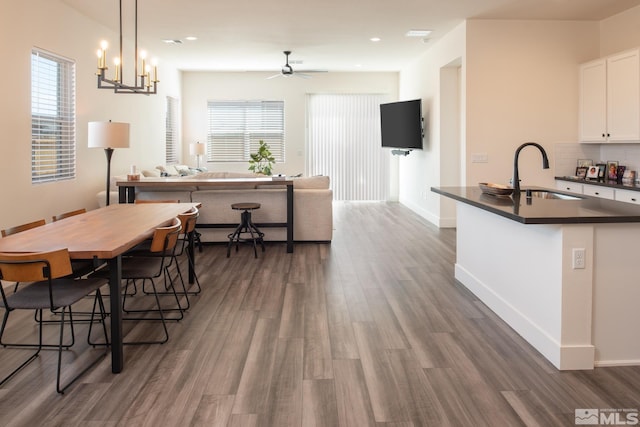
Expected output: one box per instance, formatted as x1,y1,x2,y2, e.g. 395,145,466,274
572,248,586,269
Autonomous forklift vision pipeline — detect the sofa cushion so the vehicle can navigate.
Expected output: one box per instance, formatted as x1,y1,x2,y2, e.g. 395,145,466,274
141,169,161,177
293,175,330,189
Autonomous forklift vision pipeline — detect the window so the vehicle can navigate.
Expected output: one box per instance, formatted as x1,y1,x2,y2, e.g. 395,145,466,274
165,96,179,164
207,100,284,162
31,48,76,184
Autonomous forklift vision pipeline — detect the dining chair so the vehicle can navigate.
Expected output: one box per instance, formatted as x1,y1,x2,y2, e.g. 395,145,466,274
141,206,202,311
1,219,46,237
0,248,109,394
52,208,102,279
176,206,202,295
94,217,183,344
1,219,47,294
52,208,86,222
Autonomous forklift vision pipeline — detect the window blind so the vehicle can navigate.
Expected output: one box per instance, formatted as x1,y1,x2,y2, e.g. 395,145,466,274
165,96,179,164
307,94,389,201
31,48,76,184
207,100,284,162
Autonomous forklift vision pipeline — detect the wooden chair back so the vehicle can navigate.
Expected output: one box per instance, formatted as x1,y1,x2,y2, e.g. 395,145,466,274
149,218,182,254
0,248,73,282
1,219,47,237
134,199,180,204
52,208,86,222
178,207,199,235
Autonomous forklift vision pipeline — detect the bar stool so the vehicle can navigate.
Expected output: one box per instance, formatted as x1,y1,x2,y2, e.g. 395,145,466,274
227,202,265,258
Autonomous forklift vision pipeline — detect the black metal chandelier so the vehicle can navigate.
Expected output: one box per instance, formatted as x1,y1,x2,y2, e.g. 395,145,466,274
95,0,158,94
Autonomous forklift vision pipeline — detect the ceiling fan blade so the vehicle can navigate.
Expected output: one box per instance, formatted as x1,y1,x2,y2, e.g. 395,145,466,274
266,73,283,80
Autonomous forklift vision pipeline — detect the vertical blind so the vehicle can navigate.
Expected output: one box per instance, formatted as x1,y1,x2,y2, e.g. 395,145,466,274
31,48,76,183
165,96,179,164
307,94,389,201
207,100,284,162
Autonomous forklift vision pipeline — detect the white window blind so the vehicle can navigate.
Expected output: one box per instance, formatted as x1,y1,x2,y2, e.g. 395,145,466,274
207,100,284,162
165,96,179,164
307,94,389,201
31,48,76,183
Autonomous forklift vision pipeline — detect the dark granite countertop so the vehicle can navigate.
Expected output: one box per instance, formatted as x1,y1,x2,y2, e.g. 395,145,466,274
555,176,640,192
431,186,640,224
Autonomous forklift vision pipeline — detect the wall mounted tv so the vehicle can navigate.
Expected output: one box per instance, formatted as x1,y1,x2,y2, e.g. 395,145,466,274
380,99,424,152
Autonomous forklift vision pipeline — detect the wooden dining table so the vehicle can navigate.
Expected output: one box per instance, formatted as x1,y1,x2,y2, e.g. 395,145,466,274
0,202,200,373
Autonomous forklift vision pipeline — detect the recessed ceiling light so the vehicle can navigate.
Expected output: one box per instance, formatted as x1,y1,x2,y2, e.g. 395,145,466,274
185,36,198,41
406,30,432,37
370,37,381,42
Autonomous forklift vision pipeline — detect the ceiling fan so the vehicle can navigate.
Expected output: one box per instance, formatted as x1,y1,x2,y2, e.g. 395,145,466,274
267,51,327,79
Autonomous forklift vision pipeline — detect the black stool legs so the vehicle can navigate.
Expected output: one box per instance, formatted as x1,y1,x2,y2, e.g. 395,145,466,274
227,205,265,258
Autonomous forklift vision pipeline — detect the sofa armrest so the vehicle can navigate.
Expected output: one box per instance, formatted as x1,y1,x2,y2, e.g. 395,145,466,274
293,188,333,241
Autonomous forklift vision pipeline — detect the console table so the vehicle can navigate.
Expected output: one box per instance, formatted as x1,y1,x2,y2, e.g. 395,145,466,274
116,178,294,253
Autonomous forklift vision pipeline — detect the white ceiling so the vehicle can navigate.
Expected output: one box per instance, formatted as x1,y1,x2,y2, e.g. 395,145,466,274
62,0,640,73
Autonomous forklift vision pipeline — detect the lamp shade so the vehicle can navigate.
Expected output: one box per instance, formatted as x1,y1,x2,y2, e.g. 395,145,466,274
190,142,206,156
88,121,130,149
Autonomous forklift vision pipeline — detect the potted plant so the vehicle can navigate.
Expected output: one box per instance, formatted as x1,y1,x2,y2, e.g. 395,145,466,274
248,140,275,175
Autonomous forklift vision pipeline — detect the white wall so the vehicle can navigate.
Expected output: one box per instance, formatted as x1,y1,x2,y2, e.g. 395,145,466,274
180,71,398,176
600,5,640,56
0,0,180,231
465,20,599,187
399,19,601,226
398,23,466,226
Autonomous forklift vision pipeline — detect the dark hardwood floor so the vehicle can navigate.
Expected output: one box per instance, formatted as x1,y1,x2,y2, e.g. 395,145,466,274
1,201,639,426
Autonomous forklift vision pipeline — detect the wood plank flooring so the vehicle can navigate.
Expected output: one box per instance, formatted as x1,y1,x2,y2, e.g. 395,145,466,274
1,201,639,426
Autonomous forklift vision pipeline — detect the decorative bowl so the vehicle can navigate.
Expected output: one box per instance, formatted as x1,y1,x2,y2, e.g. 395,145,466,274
479,182,514,196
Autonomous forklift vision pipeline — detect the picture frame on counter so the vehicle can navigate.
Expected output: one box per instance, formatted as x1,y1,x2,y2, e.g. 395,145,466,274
578,159,593,167
586,165,599,180
576,166,588,179
596,163,607,181
617,165,626,182
607,161,619,181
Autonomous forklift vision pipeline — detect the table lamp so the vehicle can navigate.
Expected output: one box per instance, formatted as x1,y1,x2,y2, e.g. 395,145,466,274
89,121,130,206
190,142,206,168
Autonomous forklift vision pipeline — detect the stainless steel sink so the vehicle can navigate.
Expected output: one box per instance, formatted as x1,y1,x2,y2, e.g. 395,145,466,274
523,190,582,200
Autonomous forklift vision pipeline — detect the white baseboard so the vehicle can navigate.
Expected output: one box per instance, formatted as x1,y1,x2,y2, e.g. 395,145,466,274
455,263,595,370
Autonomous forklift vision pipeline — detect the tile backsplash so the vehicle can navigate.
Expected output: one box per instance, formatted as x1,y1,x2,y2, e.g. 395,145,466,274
554,143,640,182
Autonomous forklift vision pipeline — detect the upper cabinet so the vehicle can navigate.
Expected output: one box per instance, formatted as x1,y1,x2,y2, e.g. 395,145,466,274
579,48,640,143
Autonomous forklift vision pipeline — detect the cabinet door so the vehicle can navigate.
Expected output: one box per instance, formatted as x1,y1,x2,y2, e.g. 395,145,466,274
579,59,607,142
615,188,640,205
583,184,615,200
607,49,640,142
555,180,583,194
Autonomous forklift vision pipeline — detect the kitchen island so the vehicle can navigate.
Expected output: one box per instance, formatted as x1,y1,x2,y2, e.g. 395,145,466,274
432,186,640,370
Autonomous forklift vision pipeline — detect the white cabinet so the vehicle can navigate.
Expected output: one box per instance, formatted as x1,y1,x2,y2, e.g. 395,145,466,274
555,180,583,194
615,188,640,205
579,48,640,143
583,184,615,200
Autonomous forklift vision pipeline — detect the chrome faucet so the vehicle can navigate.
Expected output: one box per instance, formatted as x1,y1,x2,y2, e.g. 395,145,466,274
512,142,549,195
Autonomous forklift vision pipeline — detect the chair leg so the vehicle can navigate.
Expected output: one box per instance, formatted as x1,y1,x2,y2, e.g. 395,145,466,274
1,307,74,349
56,300,109,394
0,309,42,387
126,277,184,321
88,290,110,347
227,222,244,257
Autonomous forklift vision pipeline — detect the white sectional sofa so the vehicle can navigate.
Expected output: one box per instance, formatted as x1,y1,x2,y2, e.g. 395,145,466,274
108,171,333,243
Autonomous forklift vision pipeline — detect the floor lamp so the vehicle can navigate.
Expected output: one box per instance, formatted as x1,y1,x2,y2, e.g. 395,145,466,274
88,121,130,206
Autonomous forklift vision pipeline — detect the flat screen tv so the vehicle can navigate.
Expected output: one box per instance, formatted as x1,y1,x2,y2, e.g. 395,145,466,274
380,99,423,150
